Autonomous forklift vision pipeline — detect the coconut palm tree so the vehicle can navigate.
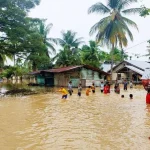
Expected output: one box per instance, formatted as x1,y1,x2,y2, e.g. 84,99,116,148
54,45,82,67
81,41,102,67
88,0,142,81
38,21,57,56
58,30,84,49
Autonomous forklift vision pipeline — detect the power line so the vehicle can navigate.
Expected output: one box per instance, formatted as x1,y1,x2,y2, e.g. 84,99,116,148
124,40,148,51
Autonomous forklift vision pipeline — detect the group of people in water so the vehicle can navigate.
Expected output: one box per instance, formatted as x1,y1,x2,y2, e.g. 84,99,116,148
58,80,134,100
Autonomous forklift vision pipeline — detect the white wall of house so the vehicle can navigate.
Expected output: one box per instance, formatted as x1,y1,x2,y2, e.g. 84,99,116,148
112,73,127,81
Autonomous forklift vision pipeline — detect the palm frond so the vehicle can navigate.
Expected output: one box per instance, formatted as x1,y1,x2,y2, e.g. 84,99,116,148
73,37,85,46
118,35,128,47
108,0,121,9
59,30,84,48
57,38,66,47
119,20,134,41
118,0,138,11
45,23,53,33
47,37,58,45
122,17,138,30
122,8,143,15
46,42,56,55
88,2,110,14
95,21,113,44
89,16,111,35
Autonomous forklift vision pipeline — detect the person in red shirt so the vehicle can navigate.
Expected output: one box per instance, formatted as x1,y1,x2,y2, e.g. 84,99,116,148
104,83,109,94
146,89,150,104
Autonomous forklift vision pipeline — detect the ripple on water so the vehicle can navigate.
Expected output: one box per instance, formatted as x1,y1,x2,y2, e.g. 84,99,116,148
0,87,150,150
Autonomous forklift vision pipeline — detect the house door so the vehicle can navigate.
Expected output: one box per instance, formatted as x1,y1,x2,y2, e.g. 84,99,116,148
45,78,54,87
81,79,86,87
37,75,45,85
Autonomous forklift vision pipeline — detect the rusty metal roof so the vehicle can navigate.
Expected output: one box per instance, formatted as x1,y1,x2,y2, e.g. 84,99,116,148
29,70,41,75
45,65,83,73
29,65,108,75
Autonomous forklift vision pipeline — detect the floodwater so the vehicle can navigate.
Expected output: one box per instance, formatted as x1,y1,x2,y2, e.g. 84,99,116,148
0,85,150,150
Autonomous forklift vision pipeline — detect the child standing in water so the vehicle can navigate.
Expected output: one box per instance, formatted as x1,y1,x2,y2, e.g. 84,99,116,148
123,80,128,90
68,81,73,96
78,84,82,97
130,81,133,88
100,81,104,93
86,86,91,96
114,80,120,94
104,83,110,94
58,86,68,99
91,83,95,93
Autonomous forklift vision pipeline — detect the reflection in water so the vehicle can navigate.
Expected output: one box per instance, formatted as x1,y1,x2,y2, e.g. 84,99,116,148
0,85,150,150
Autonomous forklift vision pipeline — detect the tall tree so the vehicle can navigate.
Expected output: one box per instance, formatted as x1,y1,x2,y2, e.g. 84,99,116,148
54,45,82,67
88,0,142,81
58,30,84,49
38,20,57,56
81,41,102,67
0,0,40,66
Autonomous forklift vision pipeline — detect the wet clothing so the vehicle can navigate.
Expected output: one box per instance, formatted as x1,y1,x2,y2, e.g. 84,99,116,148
91,85,95,93
78,86,82,97
59,88,68,99
62,95,67,99
114,83,120,94
100,83,104,93
68,83,73,95
107,84,111,93
123,81,128,90
86,88,91,96
78,92,81,97
146,93,150,104
104,85,110,94
130,82,133,88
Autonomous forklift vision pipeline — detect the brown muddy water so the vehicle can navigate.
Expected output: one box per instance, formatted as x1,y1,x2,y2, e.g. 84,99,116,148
0,85,150,150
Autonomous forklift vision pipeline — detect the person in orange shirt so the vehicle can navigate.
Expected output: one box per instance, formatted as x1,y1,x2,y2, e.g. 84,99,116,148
58,86,68,99
86,86,91,96
91,83,95,93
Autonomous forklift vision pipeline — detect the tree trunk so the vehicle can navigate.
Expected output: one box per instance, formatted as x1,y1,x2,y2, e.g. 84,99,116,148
110,45,114,84
14,54,15,66
33,62,37,71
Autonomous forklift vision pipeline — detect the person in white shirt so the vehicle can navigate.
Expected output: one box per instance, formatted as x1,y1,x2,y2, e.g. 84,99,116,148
130,81,133,88
100,81,104,93
68,81,73,96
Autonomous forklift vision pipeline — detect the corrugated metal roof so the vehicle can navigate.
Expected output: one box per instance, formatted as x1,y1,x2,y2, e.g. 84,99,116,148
29,65,108,75
126,60,150,70
126,65,144,75
141,68,150,79
46,65,83,73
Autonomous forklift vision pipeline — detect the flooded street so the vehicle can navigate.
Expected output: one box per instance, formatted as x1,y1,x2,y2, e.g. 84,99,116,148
0,86,150,150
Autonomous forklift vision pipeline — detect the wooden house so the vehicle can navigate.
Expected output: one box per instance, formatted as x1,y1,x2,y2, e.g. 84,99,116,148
107,60,150,83
30,65,108,87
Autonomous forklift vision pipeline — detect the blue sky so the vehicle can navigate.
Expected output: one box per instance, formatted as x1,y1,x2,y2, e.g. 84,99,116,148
29,0,150,61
